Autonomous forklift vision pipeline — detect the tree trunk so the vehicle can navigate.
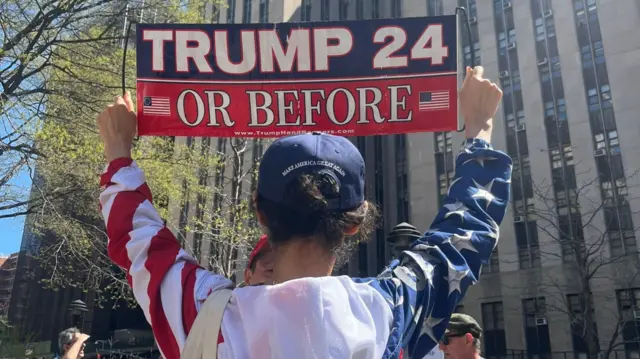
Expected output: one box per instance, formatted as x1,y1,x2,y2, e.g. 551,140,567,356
580,276,600,359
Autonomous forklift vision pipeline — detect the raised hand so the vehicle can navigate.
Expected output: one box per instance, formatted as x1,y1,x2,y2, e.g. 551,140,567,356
459,66,503,143
97,91,137,162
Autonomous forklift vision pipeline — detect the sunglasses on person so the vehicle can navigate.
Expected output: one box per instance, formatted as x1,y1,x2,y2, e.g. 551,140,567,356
440,333,467,345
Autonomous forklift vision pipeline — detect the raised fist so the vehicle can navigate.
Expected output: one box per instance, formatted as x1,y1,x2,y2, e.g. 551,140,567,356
459,66,503,143
97,91,137,162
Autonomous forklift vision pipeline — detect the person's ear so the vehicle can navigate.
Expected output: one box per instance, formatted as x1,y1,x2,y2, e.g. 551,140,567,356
465,333,474,344
244,268,252,284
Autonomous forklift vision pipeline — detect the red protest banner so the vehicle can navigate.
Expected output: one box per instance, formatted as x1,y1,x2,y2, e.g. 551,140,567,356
136,16,459,138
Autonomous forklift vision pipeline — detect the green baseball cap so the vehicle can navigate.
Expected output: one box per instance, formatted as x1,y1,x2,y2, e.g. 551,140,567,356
445,313,483,338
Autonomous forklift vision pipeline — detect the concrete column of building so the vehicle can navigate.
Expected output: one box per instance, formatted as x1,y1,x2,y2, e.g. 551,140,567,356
406,132,437,233
402,0,426,18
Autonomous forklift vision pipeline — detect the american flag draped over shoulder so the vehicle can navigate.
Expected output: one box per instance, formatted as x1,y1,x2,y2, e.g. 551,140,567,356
99,138,511,359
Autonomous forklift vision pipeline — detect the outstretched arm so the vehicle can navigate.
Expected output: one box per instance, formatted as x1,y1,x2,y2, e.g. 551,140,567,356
98,93,233,359
359,67,510,358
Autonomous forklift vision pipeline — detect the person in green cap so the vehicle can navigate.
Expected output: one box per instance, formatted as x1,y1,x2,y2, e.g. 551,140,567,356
438,313,484,359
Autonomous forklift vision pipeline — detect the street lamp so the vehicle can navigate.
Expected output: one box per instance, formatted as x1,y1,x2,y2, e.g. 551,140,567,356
68,299,88,330
387,222,422,257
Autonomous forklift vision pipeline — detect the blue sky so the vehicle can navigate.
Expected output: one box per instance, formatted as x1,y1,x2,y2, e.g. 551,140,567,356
0,166,29,255
0,211,26,255
1,38,32,255
0,114,31,255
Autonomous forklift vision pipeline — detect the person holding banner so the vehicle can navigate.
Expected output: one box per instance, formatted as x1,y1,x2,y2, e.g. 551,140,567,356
97,66,509,359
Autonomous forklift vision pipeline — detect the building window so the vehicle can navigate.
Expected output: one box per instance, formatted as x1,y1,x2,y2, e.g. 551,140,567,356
567,293,599,355
396,135,410,223
391,0,402,18
616,288,640,359
463,43,481,67
339,0,349,20
483,248,500,274
355,0,363,19
226,0,236,23
242,0,252,23
607,203,636,257
371,0,379,19
301,0,311,21
523,298,551,358
435,132,453,205
515,220,540,269
320,0,330,20
558,213,584,262
482,302,507,359
259,0,269,22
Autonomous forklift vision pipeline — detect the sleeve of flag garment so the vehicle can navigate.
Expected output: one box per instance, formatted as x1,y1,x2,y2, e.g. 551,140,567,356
362,138,512,359
99,158,233,359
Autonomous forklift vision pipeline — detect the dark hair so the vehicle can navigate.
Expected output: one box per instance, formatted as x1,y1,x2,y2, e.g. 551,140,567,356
255,172,379,265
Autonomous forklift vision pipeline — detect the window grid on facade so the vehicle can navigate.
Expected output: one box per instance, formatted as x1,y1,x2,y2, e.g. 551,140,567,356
483,248,500,274
338,0,348,20
434,132,453,206
371,0,380,19
242,0,252,23
567,293,599,355
320,0,330,21
395,135,410,223
523,298,551,357
459,0,481,67
572,0,635,254
391,0,401,18
482,302,507,359
616,288,640,358
226,0,236,23
355,0,363,20
494,0,539,269
530,0,584,263
259,0,269,22
301,0,311,21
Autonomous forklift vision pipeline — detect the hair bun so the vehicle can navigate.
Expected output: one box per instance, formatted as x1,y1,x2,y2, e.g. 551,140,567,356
314,171,340,199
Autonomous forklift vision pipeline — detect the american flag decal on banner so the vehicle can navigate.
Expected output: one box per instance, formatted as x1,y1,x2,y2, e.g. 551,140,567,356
143,97,171,116
419,91,450,111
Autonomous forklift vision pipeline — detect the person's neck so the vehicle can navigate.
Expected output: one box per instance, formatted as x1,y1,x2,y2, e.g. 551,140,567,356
272,238,335,283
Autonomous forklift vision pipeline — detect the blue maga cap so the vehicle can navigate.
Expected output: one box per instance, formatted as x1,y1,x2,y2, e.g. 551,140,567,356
257,132,365,211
